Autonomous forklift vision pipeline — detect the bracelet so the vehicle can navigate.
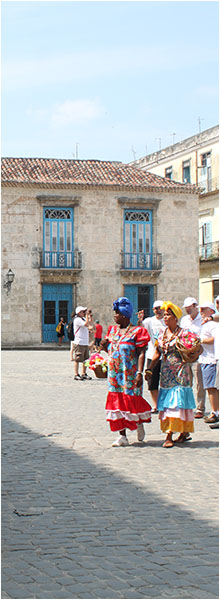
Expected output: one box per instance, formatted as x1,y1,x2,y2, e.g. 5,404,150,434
137,370,143,375
145,369,153,375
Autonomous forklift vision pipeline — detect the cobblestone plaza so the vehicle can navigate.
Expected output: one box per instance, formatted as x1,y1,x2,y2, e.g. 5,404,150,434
1,350,219,599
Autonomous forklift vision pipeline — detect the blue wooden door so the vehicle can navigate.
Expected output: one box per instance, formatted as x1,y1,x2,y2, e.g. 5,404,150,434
124,285,138,323
42,284,73,342
124,285,154,325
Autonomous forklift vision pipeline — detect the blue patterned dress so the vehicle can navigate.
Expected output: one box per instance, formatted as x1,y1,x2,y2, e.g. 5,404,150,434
105,325,152,431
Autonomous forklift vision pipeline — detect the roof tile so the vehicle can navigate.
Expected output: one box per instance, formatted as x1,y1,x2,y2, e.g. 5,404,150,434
1,157,197,193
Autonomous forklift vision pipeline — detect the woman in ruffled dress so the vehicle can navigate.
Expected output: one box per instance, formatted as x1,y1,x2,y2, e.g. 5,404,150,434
145,301,196,448
101,297,151,447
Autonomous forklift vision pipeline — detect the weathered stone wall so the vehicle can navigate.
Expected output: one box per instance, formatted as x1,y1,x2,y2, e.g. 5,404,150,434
2,185,199,345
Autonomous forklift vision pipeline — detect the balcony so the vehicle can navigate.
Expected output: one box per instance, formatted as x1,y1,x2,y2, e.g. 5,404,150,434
120,251,162,272
199,177,219,195
199,242,219,261
40,250,82,269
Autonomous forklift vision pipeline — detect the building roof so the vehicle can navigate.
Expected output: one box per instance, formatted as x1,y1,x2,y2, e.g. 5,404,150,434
1,157,198,193
130,124,219,170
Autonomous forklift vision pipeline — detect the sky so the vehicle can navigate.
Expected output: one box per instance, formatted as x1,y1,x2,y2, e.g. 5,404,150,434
1,0,219,163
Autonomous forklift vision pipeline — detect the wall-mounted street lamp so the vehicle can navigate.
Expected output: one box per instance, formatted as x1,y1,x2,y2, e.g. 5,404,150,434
3,269,15,295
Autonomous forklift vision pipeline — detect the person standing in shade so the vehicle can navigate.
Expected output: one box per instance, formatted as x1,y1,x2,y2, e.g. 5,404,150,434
56,316,66,346
181,297,206,419
73,307,92,381
138,301,165,413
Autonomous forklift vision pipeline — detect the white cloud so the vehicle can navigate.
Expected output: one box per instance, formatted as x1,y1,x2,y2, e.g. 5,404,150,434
26,98,105,128
51,99,105,126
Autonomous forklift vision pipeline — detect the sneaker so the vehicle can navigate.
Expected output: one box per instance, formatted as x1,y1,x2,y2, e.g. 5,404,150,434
81,373,92,380
204,413,219,424
74,375,83,381
209,422,219,429
112,435,129,447
137,423,145,442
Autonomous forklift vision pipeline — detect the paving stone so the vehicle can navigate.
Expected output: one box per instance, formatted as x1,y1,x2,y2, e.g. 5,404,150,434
90,589,123,599
118,591,150,599
1,350,219,600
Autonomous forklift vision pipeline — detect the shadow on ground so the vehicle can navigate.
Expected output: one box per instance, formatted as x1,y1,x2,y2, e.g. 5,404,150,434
1,415,219,600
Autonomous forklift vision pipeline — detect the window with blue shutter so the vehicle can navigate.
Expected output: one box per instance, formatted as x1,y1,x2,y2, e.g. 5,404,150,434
202,221,212,258
182,160,191,183
43,207,74,268
124,209,152,269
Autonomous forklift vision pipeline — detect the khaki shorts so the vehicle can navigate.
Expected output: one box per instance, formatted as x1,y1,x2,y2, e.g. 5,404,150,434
73,344,89,363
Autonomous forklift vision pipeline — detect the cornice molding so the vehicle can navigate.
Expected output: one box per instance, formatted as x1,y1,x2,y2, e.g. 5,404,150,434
117,197,162,208
36,195,80,205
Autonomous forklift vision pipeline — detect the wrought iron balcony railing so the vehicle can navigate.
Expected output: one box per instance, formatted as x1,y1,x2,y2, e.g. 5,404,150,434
121,252,162,271
199,242,219,261
199,177,219,194
41,250,82,269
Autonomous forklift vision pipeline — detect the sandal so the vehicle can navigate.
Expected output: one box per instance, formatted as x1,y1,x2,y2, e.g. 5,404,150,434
174,433,192,443
74,375,82,380
162,440,174,448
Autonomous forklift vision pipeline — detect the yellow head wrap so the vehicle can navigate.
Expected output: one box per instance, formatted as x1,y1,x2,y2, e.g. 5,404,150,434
161,301,182,320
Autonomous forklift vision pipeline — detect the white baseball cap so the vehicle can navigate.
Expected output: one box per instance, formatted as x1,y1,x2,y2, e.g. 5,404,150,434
75,306,87,315
153,300,163,309
199,301,215,312
182,297,198,308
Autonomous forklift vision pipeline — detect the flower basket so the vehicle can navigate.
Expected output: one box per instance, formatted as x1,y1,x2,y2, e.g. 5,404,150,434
94,365,108,379
84,352,108,378
176,337,203,363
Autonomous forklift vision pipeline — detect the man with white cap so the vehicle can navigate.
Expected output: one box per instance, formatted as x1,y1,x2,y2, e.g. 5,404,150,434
73,306,92,381
199,301,219,424
138,301,165,413
181,296,205,418
202,295,219,324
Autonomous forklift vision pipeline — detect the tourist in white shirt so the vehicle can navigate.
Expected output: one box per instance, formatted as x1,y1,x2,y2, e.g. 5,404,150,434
181,296,206,419
138,300,165,413
73,306,92,381
209,323,219,429
199,302,219,424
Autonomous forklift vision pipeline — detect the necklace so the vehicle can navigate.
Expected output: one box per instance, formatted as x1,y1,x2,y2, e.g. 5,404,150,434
112,323,132,349
161,326,180,359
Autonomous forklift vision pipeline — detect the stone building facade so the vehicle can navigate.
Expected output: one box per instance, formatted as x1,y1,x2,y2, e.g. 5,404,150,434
130,125,219,304
2,158,199,346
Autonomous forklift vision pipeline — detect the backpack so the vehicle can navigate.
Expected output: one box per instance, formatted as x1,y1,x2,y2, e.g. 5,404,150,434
67,320,74,341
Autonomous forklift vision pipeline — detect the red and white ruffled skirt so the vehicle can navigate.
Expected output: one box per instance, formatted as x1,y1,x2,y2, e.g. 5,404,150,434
106,392,151,432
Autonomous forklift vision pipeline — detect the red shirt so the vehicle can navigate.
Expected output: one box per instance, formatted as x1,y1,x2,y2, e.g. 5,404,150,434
95,324,103,338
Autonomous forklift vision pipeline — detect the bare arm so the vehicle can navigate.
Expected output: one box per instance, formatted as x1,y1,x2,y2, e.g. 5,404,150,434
144,347,161,381
202,315,219,324
100,338,109,353
137,310,144,326
135,347,146,388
